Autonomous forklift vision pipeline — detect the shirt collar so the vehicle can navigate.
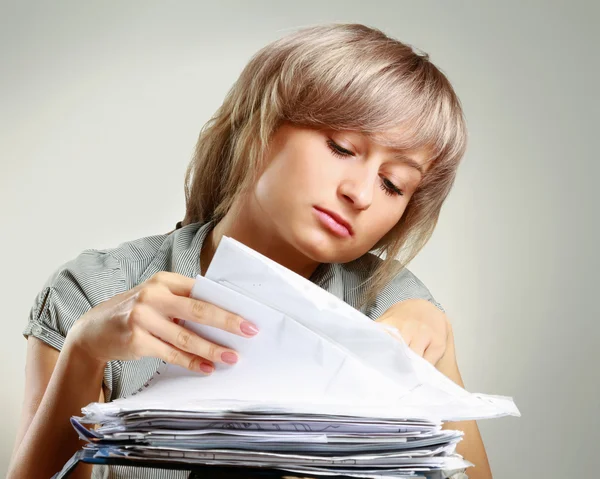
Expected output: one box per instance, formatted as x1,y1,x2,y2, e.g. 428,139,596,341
174,221,338,291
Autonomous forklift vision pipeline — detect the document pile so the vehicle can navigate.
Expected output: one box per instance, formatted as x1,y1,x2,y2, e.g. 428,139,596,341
56,237,519,478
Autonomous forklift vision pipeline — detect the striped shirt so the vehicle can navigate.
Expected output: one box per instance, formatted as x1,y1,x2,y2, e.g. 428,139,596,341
23,220,445,479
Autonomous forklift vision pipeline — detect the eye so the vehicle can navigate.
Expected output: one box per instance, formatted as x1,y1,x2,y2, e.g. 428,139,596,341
326,139,354,158
327,139,404,198
380,177,404,197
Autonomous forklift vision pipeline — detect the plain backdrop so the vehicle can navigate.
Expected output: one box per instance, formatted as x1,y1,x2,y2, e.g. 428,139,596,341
1,1,598,477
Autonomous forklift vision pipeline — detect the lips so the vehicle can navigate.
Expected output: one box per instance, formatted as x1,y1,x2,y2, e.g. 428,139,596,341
314,206,354,236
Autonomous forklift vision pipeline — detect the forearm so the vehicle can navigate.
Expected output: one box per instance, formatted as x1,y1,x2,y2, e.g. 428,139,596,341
8,342,104,479
435,326,492,478
376,301,492,477
442,419,492,479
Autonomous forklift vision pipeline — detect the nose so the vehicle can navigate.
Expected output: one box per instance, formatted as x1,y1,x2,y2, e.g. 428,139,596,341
338,168,376,210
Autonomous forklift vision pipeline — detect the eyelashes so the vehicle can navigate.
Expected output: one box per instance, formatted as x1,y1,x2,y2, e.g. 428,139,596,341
326,139,404,197
326,139,354,158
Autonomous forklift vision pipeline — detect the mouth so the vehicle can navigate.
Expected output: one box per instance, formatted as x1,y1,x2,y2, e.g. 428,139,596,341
313,206,354,237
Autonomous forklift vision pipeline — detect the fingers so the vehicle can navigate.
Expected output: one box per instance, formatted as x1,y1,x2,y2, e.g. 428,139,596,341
396,321,444,365
175,296,259,337
396,321,416,348
145,271,196,296
408,333,430,358
408,329,445,365
377,307,448,366
140,283,259,338
423,344,445,365
137,330,215,374
133,303,239,366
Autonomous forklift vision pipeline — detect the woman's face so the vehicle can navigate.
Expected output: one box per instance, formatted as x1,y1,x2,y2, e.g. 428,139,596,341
247,122,430,265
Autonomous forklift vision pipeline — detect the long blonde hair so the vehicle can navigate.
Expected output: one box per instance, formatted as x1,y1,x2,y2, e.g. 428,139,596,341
181,23,467,309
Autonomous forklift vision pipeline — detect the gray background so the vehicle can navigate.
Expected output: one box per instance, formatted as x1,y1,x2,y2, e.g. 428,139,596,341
1,1,598,477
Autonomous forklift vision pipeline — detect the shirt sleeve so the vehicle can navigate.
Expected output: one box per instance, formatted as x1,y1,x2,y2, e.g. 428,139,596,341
365,265,445,321
23,249,124,349
22,249,125,399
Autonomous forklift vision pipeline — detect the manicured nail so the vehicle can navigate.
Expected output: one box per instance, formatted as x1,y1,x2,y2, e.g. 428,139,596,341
221,351,238,364
240,321,259,336
199,362,214,374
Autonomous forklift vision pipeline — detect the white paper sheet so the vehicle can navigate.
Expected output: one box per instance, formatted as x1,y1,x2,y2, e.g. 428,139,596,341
83,235,520,422
201,236,520,421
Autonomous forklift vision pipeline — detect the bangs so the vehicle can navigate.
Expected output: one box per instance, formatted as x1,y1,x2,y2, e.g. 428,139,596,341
272,25,467,170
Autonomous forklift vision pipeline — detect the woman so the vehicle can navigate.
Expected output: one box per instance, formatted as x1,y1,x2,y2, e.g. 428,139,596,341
8,23,491,479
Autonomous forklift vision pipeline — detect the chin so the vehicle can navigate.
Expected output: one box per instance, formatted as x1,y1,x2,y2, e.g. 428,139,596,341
295,229,357,263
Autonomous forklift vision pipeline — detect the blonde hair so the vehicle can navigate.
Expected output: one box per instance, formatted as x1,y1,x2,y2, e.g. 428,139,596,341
181,23,467,310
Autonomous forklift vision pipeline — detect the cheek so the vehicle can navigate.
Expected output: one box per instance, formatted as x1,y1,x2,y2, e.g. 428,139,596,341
253,154,310,207
369,205,406,239
264,150,327,195
254,169,283,206
284,147,326,181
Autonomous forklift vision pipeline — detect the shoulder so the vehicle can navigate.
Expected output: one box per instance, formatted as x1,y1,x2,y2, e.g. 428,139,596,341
24,229,178,345
53,230,173,301
340,252,445,320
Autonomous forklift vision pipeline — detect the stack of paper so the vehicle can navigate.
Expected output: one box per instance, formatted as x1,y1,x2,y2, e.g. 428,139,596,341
65,410,469,478
54,237,520,479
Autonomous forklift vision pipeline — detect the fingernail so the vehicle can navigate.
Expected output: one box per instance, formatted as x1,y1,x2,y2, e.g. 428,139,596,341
240,321,259,336
221,351,238,364
199,362,214,374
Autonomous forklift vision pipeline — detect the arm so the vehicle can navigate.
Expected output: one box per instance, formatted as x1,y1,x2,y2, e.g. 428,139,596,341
376,299,492,478
437,323,493,479
8,337,105,479
11,270,261,478
10,337,58,462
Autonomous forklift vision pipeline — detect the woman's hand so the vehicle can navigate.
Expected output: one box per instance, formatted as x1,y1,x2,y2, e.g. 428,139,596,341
375,298,450,366
377,300,493,477
65,271,259,374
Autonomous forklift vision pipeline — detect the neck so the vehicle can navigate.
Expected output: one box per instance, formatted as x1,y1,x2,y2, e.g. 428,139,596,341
199,207,321,279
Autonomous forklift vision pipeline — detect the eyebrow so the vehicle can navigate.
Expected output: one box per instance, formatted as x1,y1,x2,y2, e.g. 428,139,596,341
357,131,425,176
390,153,425,176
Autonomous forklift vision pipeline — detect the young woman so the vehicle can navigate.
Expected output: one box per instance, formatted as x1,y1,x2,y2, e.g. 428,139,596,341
8,23,492,479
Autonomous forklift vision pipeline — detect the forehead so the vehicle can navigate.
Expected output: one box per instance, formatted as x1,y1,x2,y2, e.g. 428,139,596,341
359,129,435,173
363,127,425,150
